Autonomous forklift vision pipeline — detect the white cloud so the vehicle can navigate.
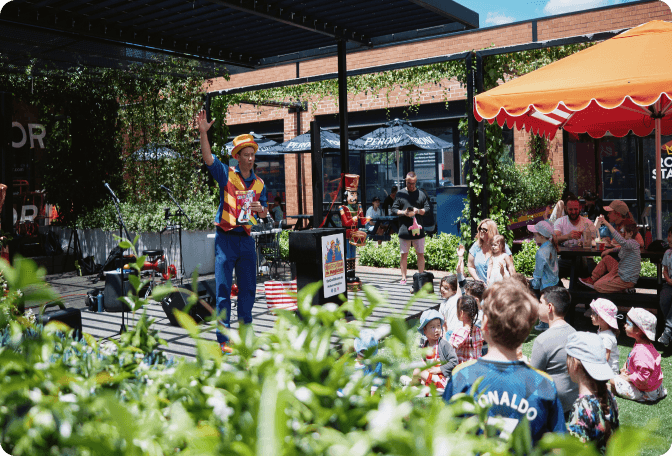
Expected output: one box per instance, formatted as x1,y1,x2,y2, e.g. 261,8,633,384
543,0,609,15
484,12,516,26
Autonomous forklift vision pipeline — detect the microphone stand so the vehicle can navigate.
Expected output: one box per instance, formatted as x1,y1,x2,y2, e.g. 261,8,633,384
104,183,130,334
161,186,191,285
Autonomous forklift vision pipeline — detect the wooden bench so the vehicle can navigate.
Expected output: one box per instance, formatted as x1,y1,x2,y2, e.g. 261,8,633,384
506,206,547,247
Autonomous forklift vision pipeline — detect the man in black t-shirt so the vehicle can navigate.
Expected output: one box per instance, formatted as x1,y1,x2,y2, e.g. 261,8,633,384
391,172,430,285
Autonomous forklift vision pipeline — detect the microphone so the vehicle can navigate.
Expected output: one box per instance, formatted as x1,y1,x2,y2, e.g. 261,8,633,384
104,182,119,203
160,185,173,194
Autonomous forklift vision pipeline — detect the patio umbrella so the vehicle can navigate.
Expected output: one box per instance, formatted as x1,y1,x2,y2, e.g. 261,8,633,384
224,132,281,156
474,20,672,238
132,143,178,161
351,118,453,187
267,127,358,152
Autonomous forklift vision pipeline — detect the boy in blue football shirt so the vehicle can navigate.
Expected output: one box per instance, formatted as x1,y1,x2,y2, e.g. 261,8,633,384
442,278,566,444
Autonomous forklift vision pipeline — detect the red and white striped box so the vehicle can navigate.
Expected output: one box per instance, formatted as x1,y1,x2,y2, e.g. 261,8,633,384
264,280,298,313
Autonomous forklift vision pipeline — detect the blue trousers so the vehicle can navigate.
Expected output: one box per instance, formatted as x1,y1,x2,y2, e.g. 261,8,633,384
346,240,356,260
215,230,256,343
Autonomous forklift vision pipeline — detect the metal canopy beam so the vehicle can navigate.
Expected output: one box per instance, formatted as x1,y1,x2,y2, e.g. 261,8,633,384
407,0,478,28
1,2,259,67
206,0,372,47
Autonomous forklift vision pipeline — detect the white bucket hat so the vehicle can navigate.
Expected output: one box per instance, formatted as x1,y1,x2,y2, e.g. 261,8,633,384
590,298,619,330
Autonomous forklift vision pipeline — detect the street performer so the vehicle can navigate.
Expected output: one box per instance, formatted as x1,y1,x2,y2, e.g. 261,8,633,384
197,110,268,354
339,174,367,290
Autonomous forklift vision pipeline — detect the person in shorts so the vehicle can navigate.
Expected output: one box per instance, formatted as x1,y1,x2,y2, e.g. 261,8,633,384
391,171,430,285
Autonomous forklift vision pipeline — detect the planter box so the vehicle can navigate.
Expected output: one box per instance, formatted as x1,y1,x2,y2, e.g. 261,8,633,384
507,206,547,242
39,227,216,276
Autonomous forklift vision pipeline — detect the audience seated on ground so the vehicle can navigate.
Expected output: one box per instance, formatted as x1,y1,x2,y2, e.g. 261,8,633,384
443,279,566,444
530,286,578,419
611,308,667,403
448,296,483,364
401,310,457,394
439,275,462,339
565,332,620,453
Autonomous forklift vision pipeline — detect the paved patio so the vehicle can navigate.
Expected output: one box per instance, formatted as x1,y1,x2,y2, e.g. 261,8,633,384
44,266,443,360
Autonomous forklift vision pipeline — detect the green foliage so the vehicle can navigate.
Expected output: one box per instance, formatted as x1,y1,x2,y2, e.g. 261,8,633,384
279,229,290,260
460,44,592,244
641,259,657,278
0,56,226,226
500,156,565,214
513,240,539,277
359,233,465,272
0,242,662,455
75,194,218,232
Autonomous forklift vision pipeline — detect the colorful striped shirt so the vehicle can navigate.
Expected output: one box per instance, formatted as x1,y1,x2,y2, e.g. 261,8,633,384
611,231,641,284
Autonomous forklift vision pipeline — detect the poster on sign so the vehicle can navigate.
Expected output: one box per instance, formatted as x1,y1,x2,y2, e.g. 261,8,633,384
321,233,346,298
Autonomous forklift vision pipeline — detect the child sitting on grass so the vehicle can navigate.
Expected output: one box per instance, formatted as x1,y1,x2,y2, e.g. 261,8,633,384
443,279,565,444
610,308,667,402
580,216,641,293
439,274,462,339
403,309,458,391
589,299,620,375
566,332,619,453
448,296,483,364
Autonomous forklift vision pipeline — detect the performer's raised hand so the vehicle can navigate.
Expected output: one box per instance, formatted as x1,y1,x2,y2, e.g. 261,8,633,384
197,110,215,134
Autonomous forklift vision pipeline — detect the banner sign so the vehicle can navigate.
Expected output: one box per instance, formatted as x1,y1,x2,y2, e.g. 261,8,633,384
321,233,346,298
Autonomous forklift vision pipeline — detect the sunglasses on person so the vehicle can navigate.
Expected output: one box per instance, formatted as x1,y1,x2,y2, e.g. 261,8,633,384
478,227,488,233
625,317,634,327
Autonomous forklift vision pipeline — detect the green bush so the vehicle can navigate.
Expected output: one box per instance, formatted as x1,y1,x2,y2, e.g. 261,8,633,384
513,240,539,277
74,194,218,232
500,157,565,214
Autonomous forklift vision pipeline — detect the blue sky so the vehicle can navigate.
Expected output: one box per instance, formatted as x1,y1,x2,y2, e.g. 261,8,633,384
459,0,669,27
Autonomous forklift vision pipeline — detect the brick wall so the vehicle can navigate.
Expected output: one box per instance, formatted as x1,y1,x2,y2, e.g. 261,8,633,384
214,1,671,208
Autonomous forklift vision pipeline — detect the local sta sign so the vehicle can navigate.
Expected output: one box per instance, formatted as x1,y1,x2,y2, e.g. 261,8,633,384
653,140,672,180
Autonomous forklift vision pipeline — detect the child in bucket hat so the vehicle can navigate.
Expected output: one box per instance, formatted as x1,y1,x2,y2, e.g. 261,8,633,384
566,332,619,453
610,308,667,402
402,310,457,392
589,299,620,374
528,221,560,295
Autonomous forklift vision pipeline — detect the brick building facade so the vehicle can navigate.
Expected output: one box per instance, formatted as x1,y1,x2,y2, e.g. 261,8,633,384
210,1,672,217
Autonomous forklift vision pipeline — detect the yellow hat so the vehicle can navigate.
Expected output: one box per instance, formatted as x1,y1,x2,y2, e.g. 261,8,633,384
231,134,258,158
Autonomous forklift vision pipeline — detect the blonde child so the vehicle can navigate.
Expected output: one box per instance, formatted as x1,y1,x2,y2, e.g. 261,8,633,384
610,308,667,402
580,217,641,293
566,332,619,453
449,296,483,364
439,274,462,338
408,309,458,390
487,235,513,286
589,299,620,375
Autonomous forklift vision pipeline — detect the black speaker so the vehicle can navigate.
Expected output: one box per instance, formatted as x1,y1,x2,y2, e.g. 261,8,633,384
161,279,215,326
103,271,134,312
38,306,83,337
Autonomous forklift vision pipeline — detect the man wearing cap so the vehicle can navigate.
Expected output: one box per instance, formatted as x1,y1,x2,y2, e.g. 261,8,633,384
197,111,268,354
391,171,431,285
602,200,644,250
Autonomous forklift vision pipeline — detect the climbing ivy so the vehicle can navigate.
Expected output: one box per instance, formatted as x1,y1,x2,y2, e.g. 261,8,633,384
0,56,227,226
